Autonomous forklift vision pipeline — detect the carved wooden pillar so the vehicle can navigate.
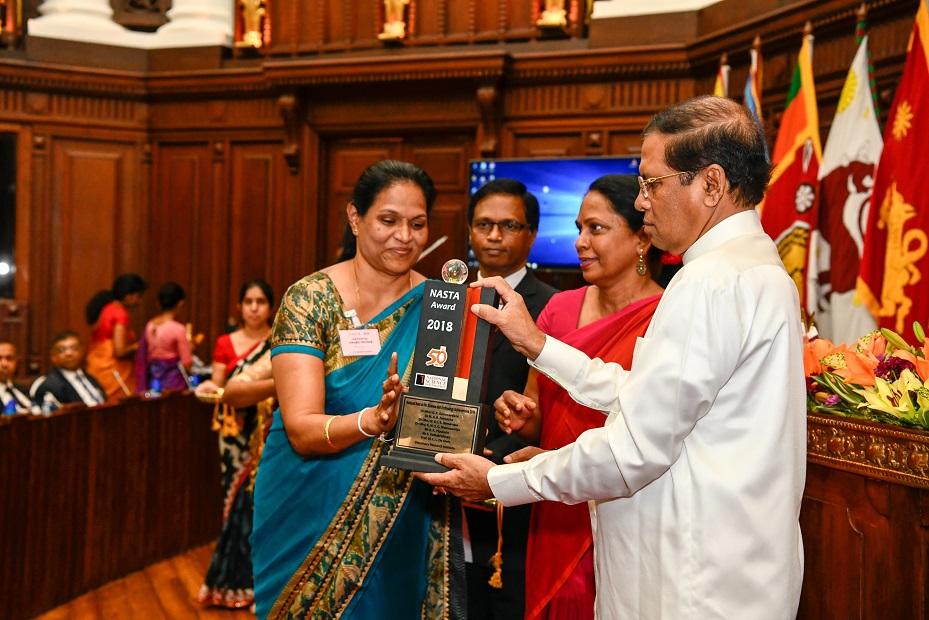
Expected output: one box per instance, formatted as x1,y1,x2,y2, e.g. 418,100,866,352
278,93,302,175
476,84,500,158
29,0,125,37
156,0,233,45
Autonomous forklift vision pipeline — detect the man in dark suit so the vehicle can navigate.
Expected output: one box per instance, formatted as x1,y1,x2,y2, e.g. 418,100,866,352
465,178,557,619
0,339,37,414
31,330,106,409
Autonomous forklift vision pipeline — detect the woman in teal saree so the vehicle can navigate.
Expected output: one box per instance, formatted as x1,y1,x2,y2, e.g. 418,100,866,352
251,160,464,620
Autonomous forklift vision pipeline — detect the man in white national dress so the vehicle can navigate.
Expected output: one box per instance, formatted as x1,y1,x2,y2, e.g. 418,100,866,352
417,95,807,619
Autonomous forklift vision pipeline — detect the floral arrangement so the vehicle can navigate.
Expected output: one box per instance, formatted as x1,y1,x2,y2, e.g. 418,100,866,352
805,323,929,430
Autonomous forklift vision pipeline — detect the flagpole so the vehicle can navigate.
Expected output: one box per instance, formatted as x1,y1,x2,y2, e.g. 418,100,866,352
856,2,881,122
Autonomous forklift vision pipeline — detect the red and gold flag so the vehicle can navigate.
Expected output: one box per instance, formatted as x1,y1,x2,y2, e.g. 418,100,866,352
759,33,822,311
858,0,929,341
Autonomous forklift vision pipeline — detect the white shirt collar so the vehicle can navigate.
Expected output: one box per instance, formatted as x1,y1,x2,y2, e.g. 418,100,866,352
682,209,763,264
477,265,528,290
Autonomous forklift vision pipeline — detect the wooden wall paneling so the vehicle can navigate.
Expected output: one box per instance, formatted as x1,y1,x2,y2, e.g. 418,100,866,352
472,0,504,41
403,138,474,276
445,0,476,42
5,123,30,298
301,127,322,278
510,132,586,157
353,0,379,48
211,139,233,335
149,143,216,354
324,0,350,49
264,0,299,54
26,130,50,372
507,0,535,37
322,140,403,266
414,0,446,42
227,141,290,306
48,138,141,348
2,123,38,373
292,0,326,53
606,130,647,156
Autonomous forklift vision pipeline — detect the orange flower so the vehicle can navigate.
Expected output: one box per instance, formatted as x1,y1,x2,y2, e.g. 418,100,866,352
856,331,888,357
834,350,878,386
804,338,841,376
803,338,846,377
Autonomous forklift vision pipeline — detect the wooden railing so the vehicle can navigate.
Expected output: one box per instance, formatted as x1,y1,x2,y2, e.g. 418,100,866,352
0,393,224,620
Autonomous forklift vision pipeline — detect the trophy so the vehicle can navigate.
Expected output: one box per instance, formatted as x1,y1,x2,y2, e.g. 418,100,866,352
380,259,499,473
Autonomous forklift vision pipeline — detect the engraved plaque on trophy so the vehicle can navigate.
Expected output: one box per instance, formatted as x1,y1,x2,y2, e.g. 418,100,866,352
380,260,499,473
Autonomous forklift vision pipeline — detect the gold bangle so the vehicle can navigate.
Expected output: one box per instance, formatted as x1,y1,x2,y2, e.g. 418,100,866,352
323,415,337,450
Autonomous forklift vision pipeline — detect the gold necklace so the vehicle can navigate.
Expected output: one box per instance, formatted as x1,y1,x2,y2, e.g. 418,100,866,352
353,258,362,307
352,258,414,312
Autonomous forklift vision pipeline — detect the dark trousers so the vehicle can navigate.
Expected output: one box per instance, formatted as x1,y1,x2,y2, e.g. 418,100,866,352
466,560,526,620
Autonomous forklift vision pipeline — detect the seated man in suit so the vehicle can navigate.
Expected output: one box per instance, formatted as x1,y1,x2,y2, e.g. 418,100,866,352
0,339,37,414
464,178,558,620
31,331,107,409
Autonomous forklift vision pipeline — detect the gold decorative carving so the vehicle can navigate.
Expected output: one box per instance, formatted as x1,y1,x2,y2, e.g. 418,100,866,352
236,0,268,49
807,412,929,490
537,0,567,28
25,92,48,115
379,0,411,41
0,0,22,47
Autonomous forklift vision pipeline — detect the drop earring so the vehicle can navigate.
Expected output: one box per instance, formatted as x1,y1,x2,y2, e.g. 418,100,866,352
636,247,647,276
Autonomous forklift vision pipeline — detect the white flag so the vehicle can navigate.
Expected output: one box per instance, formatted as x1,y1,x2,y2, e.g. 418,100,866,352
814,35,882,344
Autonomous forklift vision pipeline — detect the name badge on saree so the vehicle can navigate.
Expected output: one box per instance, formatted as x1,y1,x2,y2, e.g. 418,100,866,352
339,309,381,357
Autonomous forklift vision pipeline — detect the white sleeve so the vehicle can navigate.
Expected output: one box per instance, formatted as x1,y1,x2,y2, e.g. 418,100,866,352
528,336,631,414
491,274,743,506
29,376,45,399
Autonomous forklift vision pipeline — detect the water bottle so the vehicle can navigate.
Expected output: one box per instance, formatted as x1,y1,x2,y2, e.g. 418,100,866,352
147,378,162,399
3,399,17,415
41,393,57,416
189,374,200,389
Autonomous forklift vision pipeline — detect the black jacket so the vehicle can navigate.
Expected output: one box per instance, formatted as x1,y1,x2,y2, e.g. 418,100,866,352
32,367,105,407
466,270,558,566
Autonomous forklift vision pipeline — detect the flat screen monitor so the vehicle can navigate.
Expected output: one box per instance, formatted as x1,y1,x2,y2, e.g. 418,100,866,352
468,156,640,269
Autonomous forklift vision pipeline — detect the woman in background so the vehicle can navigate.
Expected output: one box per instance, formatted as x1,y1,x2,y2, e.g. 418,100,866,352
193,279,275,610
136,281,193,393
85,273,148,399
250,160,463,619
495,175,663,620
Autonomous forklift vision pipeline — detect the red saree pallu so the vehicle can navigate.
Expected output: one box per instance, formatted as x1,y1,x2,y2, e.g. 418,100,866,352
526,295,660,620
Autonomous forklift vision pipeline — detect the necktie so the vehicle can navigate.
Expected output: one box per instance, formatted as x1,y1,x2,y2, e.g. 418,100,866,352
77,372,104,405
4,383,29,411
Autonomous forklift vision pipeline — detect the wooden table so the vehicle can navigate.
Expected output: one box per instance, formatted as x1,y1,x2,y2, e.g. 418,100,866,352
800,412,929,618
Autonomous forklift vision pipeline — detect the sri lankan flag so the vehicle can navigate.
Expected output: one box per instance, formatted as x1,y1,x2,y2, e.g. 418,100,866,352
759,33,822,312
858,0,929,341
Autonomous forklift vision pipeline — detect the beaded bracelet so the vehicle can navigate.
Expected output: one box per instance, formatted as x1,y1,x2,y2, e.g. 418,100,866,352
323,415,337,450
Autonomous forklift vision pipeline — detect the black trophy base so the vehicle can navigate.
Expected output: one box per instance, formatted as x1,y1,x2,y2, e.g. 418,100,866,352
379,447,450,473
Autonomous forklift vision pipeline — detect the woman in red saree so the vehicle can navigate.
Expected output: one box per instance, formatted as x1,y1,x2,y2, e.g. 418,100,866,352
85,273,148,399
495,175,664,619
